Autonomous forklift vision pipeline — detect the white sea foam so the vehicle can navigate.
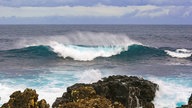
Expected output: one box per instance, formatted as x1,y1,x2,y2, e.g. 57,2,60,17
0,84,11,105
149,77,192,108
165,49,192,58
77,69,102,83
36,87,65,106
49,41,128,61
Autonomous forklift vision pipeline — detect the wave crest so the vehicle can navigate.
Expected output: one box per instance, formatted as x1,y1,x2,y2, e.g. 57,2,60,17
1,41,191,61
49,41,128,61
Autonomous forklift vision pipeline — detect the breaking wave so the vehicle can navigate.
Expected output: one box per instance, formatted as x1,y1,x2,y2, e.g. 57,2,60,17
1,41,191,61
165,49,192,58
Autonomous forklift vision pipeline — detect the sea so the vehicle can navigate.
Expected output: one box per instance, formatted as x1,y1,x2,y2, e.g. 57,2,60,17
0,25,192,108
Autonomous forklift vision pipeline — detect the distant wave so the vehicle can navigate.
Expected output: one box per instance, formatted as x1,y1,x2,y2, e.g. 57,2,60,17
165,49,192,58
1,41,191,61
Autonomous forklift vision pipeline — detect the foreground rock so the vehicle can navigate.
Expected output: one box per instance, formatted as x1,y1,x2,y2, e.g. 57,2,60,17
178,94,192,108
0,75,158,108
53,75,158,108
1,88,49,108
53,85,124,108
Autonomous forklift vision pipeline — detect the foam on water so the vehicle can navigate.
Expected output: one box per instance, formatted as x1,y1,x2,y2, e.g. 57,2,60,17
0,72,73,106
77,69,102,83
1,69,192,108
165,49,192,58
0,84,22,105
149,77,192,108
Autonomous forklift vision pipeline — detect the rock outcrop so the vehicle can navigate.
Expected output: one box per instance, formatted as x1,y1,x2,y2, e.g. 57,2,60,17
53,75,158,108
1,88,50,108
53,85,124,108
0,75,158,108
178,94,192,108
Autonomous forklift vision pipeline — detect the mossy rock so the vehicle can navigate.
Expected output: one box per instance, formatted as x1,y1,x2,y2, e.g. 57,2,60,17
1,88,49,108
62,96,125,108
53,85,125,108
71,86,96,101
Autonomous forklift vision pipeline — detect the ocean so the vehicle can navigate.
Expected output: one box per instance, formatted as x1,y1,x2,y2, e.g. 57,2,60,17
0,25,192,107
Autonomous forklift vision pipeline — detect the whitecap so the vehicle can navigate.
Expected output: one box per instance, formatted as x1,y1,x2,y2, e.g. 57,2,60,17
165,49,192,58
49,41,128,61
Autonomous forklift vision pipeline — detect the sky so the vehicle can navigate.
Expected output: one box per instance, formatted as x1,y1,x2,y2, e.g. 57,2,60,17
0,0,192,24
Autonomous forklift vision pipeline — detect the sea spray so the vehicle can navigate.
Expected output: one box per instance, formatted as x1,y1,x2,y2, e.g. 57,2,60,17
148,77,192,108
77,69,102,83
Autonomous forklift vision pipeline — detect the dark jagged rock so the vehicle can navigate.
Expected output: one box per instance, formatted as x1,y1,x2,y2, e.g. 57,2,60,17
1,88,50,108
178,94,192,108
53,75,158,108
92,75,157,108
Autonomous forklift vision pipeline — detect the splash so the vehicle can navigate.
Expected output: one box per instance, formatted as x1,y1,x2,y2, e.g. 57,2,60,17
149,77,192,108
22,32,142,61
77,69,102,83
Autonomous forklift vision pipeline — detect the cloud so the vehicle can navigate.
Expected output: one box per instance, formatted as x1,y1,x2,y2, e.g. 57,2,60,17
0,5,191,18
0,0,192,7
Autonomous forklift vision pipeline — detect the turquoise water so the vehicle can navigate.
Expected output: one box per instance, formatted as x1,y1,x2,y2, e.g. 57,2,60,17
0,25,192,107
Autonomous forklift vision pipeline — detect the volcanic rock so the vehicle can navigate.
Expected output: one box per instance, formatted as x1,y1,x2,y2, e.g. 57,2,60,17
1,88,49,108
52,75,158,108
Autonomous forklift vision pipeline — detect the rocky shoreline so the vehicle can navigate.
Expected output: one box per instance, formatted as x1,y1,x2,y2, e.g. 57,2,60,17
1,75,191,108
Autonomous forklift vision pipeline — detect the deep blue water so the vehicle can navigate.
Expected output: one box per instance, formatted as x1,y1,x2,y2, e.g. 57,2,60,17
0,25,192,107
